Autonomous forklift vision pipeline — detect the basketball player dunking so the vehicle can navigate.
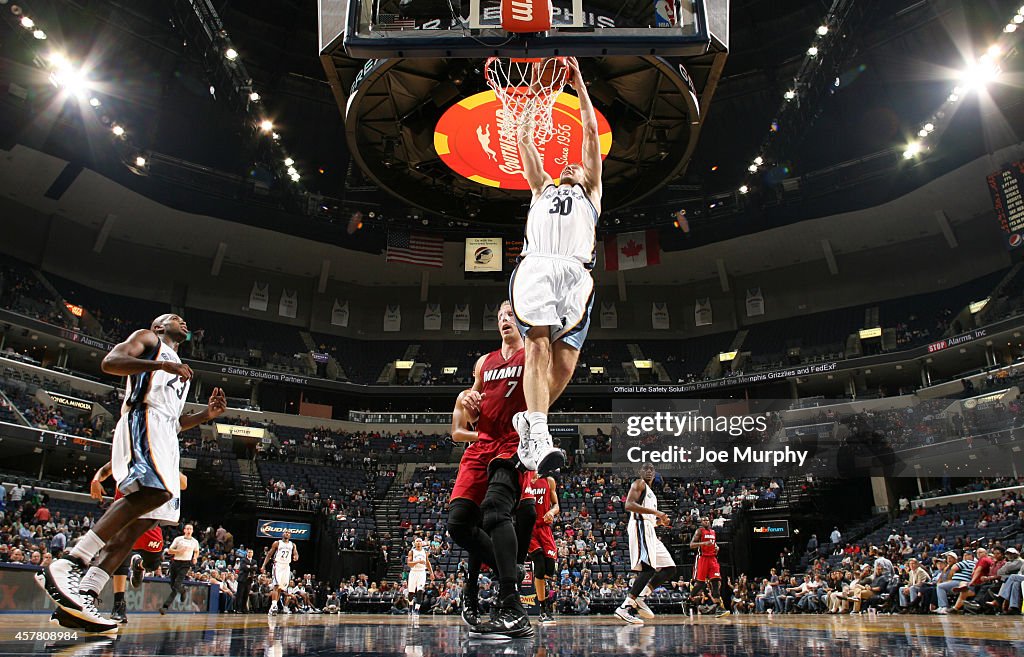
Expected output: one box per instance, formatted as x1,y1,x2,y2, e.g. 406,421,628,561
262,531,299,615
447,300,537,639
526,473,560,624
616,463,677,625
406,537,434,614
39,314,226,633
512,57,602,476
690,516,730,617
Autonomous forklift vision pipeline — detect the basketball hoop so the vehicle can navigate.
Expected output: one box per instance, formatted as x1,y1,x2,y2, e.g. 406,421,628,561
485,57,569,145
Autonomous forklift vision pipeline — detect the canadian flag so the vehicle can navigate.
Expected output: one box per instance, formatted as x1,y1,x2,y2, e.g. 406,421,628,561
604,230,661,271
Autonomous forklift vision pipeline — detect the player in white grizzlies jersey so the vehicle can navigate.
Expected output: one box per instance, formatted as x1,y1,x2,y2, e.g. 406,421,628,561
39,314,226,632
406,537,434,614
512,57,602,476
616,463,677,625
263,531,299,615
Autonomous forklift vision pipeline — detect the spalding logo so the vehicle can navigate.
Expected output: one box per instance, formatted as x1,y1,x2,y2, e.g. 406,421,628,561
474,247,494,265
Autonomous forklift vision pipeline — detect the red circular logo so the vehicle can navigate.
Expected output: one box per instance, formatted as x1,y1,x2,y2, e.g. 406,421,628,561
1011,233,1022,248
434,90,612,190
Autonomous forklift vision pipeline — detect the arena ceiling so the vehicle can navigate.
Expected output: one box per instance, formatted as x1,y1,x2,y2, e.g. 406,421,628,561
0,0,1022,239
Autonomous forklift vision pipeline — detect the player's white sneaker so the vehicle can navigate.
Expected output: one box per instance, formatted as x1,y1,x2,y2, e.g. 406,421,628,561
517,426,566,475
635,597,655,619
37,557,87,613
614,603,644,625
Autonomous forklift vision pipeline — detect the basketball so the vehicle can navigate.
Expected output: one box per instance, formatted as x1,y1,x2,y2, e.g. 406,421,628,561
532,57,568,91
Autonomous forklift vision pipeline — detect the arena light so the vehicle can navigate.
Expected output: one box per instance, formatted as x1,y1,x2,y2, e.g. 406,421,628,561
924,122,934,132
918,129,928,137
816,25,828,36
960,60,999,91
135,156,147,167
259,119,274,132
784,89,796,101
902,141,921,159
748,164,758,173
739,185,749,194
753,156,763,166
225,48,239,61
283,157,294,166
807,46,819,57
89,97,101,107
33,30,46,40
948,92,960,102
50,65,89,98
1015,14,1024,24
1006,23,1018,33
286,166,297,176
111,124,125,137
20,16,35,29
290,172,300,182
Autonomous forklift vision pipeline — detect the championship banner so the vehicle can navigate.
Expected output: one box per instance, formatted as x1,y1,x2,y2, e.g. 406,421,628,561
746,288,765,317
278,289,298,319
424,303,442,331
453,304,471,332
249,281,269,312
483,303,498,328
383,304,402,332
331,299,349,327
695,298,713,327
466,237,503,272
652,302,670,330
257,519,312,541
599,302,617,329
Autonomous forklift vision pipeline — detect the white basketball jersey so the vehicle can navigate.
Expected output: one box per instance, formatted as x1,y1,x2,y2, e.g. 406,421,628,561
628,484,658,531
410,547,427,572
275,540,294,566
125,340,189,421
522,184,598,267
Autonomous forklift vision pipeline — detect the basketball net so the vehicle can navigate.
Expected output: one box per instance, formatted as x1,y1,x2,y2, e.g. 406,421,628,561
485,57,569,146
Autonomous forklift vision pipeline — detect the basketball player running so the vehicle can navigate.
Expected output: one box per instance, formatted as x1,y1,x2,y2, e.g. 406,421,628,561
406,537,434,614
446,300,537,638
527,473,560,624
38,313,226,632
615,463,677,625
689,516,730,617
262,531,299,616
513,56,602,476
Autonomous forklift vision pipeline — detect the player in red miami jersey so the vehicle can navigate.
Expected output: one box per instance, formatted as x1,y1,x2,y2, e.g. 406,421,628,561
690,516,730,617
526,473,560,624
447,300,537,639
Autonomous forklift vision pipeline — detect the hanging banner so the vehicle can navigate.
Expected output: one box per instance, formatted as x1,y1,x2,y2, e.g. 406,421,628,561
746,288,765,317
249,281,269,312
652,302,670,330
482,303,498,328
278,289,298,319
331,300,349,327
695,298,713,327
424,303,442,331
600,302,617,329
465,237,503,272
383,304,402,332
453,304,471,332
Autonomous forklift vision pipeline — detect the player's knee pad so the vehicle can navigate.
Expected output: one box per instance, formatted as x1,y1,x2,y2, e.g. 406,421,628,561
544,556,556,578
446,499,481,545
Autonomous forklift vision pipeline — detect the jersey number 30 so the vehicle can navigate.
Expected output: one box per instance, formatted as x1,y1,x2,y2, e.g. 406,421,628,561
549,197,573,216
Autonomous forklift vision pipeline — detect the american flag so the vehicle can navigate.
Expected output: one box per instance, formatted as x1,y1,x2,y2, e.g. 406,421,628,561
376,14,416,30
386,229,444,268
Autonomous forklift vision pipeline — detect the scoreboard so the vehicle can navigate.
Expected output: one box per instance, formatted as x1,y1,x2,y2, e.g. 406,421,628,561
988,162,1024,249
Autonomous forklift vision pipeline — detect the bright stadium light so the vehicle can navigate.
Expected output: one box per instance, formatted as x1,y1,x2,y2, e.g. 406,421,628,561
924,123,934,132
135,156,147,167
960,60,999,91
50,63,89,98
918,129,928,137
259,119,274,132
1015,14,1024,24
20,16,35,29
739,185,749,194
111,124,125,137
807,46,819,57
748,164,758,173
225,48,239,61
249,91,260,102
784,89,796,101
89,97,101,107
816,25,828,36
753,156,763,166
902,142,921,159
290,172,300,182
287,166,297,176
284,157,294,166
33,30,46,40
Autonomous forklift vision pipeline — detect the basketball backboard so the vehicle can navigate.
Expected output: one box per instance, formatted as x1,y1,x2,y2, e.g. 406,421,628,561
320,0,728,58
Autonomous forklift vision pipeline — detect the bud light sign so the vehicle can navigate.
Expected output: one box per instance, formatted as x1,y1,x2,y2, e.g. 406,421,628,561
257,519,312,541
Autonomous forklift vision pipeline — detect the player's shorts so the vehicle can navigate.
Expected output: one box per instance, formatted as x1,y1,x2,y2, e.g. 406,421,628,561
510,254,594,350
449,436,532,506
110,410,181,526
628,522,676,571
114,490,166,551
528,525,557,559
272,564,291,588
408,569,427,593
694,555,721,582
114,549,163,576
